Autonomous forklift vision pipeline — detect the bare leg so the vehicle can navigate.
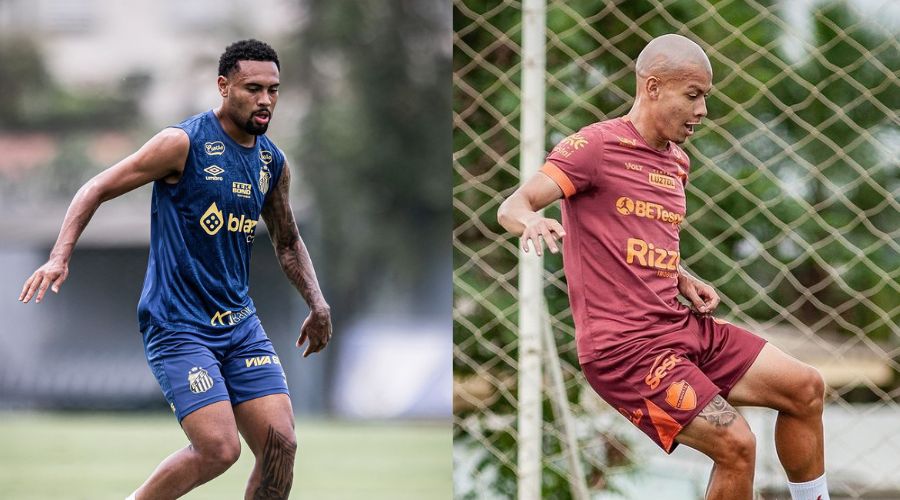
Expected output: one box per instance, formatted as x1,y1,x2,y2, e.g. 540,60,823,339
677,395,756,500
234,394,297,500
728,343,825,481
133,401,241,499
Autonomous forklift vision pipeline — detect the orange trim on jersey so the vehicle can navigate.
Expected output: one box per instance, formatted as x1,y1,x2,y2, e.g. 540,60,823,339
644,398,683,453
541,162,576,198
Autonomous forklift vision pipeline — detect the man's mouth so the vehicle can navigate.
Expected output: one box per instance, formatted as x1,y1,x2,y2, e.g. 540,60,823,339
253,111,271,125
684,121,700,136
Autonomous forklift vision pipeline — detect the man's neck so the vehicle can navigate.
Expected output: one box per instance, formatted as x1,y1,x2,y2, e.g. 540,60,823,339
625,106,667,151
213,107,256,148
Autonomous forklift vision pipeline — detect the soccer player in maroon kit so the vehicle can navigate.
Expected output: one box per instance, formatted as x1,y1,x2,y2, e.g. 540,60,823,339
498,34,829,500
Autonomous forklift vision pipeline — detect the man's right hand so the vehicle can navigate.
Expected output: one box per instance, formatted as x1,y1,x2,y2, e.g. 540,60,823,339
520,214,566,256
19,259,69,304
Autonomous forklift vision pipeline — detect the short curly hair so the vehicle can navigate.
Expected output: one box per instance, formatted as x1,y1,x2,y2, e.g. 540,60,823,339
218,39,280,77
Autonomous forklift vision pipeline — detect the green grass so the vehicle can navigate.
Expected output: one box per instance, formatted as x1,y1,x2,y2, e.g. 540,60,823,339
0,412,451,500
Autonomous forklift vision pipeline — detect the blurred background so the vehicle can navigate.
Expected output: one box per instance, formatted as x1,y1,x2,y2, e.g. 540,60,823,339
454,0,897,499
0,0,451,498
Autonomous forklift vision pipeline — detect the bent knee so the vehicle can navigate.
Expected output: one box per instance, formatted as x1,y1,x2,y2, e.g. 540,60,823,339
197,437,241,473
792,366,825,416
710,426,756,469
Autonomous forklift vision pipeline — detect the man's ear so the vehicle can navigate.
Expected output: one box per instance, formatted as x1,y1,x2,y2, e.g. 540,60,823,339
645,75,661,100
217,75,228,98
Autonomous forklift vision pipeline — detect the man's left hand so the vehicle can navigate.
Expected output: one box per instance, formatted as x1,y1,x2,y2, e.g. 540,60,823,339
678,273,720,315
297,306,332,358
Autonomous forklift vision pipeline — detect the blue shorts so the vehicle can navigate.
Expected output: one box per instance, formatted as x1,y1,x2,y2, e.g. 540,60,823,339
142,315,289,421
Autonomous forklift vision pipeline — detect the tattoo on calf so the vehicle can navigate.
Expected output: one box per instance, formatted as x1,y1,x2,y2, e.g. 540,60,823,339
698,395,737,427
252,426,297,500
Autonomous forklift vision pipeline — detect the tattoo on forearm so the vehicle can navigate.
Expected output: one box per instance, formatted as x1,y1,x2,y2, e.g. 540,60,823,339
698,395,737,427
252,426,297,499
261,165,326,308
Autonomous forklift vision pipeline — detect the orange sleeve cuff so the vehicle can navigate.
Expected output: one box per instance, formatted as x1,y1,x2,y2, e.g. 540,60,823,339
540,162,577,198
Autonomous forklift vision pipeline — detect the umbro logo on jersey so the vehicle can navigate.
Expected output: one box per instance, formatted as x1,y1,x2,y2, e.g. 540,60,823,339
204,165,225,181
205,141,225,155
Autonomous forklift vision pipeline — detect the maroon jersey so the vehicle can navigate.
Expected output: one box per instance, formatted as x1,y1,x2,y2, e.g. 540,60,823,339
543,117,694,363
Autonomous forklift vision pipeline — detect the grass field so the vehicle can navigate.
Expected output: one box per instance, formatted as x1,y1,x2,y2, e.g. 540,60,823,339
0,412,451,500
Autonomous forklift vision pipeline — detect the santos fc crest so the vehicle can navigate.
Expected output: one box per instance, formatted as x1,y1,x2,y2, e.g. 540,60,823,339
188,366,214,394
259,165,271,195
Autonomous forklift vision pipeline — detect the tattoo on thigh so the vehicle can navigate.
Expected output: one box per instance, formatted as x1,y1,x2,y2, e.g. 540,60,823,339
698,395,737,428
252,426,297,500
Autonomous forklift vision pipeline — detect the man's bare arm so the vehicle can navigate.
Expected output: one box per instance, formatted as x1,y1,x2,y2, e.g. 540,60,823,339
19,128,189,303
497,164,566,256
260,161,332,357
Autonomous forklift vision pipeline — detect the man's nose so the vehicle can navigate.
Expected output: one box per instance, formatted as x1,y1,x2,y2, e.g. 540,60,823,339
696,97,707,118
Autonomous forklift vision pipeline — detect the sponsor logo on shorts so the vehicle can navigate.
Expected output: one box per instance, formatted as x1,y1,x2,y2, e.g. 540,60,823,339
626,237,680,279
645,352,683,390
203,165,225,181
550,132,589,158
259,165,271,195
232,181,252,198
615,196,684,227
199,202,258,239
665,380,697,411
624,162,643,171
210,305,253,327
617,136,637,148
188,367,214,394
259,149,273,164
649,172,677,190
245,355,281,368
169,402,176,413
205,141,225,156
618,407,643,425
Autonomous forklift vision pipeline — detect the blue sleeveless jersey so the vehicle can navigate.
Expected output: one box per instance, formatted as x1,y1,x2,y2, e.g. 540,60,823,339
137,110,285,333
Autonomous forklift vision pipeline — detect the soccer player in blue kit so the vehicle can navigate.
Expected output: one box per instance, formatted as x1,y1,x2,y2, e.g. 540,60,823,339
19,39,331,499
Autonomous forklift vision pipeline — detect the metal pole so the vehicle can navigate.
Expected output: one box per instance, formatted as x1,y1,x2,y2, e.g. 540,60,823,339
517,0,546,498
542,305,591,500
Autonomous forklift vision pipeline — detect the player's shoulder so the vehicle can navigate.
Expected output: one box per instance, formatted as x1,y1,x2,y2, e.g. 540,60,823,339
567,117,628,144
669,142,691,170
172,110,211,135
257,135,286,166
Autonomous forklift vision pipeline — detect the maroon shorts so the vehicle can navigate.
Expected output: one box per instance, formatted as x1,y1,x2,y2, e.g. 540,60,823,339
580,314,766,453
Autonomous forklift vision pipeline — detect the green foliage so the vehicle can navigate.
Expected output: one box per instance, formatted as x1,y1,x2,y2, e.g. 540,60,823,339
296,1,451,316
0,37,140,131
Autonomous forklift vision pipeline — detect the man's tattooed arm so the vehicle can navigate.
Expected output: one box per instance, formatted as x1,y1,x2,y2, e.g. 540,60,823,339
262,161,332,357
262,162,328,310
